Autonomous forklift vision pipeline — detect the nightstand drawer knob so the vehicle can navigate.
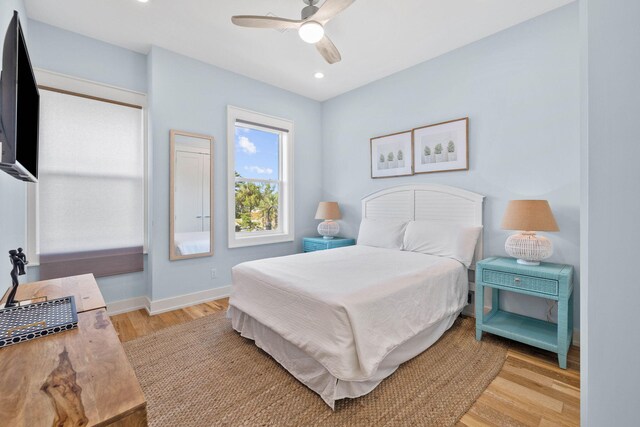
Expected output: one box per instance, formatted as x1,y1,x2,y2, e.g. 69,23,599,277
514,277,521,284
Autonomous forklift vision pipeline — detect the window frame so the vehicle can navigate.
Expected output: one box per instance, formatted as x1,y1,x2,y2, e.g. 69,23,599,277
227,106,294,248
27,69,149,266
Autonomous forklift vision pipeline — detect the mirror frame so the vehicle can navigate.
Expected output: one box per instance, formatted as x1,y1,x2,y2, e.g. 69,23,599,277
169,129,215,260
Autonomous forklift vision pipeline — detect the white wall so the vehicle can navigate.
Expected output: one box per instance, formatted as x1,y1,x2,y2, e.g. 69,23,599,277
322,4,580,327
582,0,640,424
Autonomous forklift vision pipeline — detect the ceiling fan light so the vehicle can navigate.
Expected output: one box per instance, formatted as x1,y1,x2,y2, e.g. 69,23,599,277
298,21,324,44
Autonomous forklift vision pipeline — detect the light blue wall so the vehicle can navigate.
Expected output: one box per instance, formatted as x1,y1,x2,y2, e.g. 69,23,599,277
582,0,640,424
0,1,28,296
18,7,581,332
24,19,149,303
322,4,580,327
27,20,147,93
147,46,322,300
17,20,324,304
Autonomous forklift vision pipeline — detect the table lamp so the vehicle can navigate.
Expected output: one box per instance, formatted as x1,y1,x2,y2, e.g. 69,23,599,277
315,202,341,239
501,200,559,265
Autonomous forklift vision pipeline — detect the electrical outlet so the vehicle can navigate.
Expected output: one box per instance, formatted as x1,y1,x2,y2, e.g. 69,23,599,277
211,268,217,279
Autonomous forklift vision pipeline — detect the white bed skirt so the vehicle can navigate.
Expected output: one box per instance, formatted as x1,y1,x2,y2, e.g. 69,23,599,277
228,305,460,409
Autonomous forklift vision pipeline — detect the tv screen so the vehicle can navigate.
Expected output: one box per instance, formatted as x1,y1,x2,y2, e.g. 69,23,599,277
0,11,39,182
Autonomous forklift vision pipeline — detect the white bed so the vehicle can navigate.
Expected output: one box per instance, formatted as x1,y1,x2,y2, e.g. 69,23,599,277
174,231,210,255
228,184,484,408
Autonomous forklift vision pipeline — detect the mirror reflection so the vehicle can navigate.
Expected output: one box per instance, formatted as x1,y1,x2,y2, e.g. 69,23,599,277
170,130,214,260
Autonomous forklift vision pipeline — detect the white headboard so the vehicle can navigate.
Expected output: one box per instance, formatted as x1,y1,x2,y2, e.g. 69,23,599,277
361,184,485,267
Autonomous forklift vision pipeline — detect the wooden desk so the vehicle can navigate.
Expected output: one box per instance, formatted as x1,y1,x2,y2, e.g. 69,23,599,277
0,274,147,426
0,273,106,312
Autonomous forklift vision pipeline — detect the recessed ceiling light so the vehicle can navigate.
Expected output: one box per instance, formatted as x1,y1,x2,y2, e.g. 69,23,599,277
137,0,150,3
314,72,324,79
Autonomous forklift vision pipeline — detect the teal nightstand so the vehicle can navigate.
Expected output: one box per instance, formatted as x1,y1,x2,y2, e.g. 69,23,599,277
303,237,355,252
475,257,574,369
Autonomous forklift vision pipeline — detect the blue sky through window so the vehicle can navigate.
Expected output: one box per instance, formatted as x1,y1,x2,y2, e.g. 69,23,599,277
235,125,279,181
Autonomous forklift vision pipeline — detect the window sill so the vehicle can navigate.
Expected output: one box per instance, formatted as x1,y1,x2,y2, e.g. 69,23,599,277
228,232,294,249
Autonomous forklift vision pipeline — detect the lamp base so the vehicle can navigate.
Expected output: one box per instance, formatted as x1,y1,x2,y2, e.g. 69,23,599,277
505,231,552,266
517,259,541,266
318,220,340,239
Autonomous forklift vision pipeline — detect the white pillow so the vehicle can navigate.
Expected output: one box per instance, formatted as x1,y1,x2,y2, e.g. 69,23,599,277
357,218,408,250
402,221,482,268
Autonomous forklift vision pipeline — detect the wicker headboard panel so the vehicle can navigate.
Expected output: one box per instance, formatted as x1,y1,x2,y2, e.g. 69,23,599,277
361,184,485,267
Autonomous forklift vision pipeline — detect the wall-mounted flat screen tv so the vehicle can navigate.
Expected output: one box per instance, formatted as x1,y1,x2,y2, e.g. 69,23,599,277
0,11,39,183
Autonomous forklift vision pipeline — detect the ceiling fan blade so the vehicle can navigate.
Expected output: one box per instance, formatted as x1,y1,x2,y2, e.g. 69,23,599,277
231,15,303,30
312,0,355,23
316,35,341,64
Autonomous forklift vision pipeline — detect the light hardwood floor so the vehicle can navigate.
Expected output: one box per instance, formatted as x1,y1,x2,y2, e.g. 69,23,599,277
111,298,580,426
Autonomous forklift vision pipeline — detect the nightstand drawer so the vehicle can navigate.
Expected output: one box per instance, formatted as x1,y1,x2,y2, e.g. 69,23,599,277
304,241,329,252
482,269,558,296
303,237,355,252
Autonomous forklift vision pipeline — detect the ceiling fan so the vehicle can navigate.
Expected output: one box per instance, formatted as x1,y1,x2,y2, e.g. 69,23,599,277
231,0,355,64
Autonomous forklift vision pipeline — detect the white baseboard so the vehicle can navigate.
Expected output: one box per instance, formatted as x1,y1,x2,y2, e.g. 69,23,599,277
106,296,149,315
105,286,232,316
146,286,232,316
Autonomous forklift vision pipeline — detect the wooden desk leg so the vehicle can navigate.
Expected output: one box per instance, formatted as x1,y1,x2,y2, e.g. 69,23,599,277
475,282,484,341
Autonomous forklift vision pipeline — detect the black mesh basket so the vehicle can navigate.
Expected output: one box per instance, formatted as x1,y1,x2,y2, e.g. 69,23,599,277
0,296,78,348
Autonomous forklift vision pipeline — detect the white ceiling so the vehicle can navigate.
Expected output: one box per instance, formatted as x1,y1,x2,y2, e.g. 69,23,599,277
24,0,574,101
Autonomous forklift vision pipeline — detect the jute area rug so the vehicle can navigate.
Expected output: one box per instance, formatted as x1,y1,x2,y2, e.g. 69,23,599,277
124,312,507,427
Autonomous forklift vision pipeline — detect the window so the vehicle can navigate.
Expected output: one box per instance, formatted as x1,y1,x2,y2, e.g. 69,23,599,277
29,70,147,279
227,106,294,248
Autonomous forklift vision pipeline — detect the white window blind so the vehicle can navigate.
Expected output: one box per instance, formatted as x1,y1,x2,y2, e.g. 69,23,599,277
37,88,144,279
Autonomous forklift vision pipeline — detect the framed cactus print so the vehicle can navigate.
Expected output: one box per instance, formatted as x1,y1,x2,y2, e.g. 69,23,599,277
413,118,469,174
370,130,413,178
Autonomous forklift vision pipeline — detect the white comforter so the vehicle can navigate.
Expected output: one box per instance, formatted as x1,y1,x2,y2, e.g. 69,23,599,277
175,231,210,255
229,245,468,382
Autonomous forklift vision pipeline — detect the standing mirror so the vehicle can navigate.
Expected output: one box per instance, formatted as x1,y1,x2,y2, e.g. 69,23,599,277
170,130,214,260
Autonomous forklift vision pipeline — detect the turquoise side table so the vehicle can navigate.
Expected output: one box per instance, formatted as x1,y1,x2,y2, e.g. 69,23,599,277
303,236,355,253
475,257,574,369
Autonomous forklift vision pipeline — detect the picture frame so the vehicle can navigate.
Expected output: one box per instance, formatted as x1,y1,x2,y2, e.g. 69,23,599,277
370,130,413,179
412,118,469,174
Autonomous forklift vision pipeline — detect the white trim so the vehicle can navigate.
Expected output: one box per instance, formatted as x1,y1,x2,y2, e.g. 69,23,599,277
104,286,233,316
106,296,149,316
146,285,232,316
227,106,295,249
34,68,147,107
26,183,39,264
